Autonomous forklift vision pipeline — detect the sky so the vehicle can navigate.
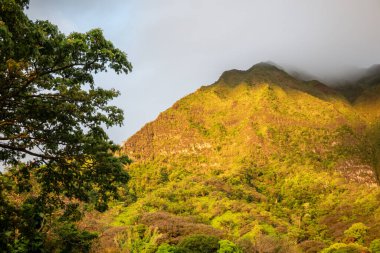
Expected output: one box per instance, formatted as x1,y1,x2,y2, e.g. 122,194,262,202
26,0,380,144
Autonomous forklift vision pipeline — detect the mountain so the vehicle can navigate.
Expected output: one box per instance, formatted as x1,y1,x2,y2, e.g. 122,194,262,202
91,63,380,253
352,65,380,121
336,64,380,104
122,63,378,182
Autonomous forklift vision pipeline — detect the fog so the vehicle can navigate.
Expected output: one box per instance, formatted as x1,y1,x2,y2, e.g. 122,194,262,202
26,0,380,142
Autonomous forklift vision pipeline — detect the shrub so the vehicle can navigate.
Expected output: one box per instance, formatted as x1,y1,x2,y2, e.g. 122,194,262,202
253,234,297,253
140,212,223,244
321,243,369,253
156,243,189,253
370,239,380,253
217,240,242,253
343,223,369,244
115,225,162,253
52,223,98,253
178,234,220,253
298,240,326,253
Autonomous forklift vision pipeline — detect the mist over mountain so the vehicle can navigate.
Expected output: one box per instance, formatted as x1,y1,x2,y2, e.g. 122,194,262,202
243,62,380,104
257,62,380,88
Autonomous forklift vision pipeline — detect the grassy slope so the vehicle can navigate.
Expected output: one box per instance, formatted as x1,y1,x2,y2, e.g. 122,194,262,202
91,64,380,252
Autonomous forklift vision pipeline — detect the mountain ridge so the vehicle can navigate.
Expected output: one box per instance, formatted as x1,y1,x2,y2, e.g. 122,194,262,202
122,62,379,182
107,62,380,253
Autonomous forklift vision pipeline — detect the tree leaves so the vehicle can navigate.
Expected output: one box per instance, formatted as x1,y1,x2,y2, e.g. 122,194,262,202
0,0,132,250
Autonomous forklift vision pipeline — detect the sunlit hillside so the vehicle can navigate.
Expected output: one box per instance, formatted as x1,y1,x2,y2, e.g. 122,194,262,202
88,63,380,253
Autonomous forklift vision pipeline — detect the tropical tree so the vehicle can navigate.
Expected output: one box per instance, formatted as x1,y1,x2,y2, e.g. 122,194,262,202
0,0,132,251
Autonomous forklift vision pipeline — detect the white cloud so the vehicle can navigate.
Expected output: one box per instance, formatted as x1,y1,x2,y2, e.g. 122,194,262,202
26,0,380,142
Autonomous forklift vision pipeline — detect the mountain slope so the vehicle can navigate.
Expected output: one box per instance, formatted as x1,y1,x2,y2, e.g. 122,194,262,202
99,63,380,252
123,63,377,182
353,65,380,121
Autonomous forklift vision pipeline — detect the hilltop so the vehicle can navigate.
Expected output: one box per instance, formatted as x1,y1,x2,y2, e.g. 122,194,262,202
91,63,380,252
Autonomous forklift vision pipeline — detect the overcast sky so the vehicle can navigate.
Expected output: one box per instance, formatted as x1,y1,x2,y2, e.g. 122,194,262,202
26,0,380,143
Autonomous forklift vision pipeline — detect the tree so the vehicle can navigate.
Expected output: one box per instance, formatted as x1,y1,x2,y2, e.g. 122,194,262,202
370,239,380,253
217,240,242,253
321,243,369,253
156,244,190,253
343,223,369,244
0,0,132,251
178,234,220,253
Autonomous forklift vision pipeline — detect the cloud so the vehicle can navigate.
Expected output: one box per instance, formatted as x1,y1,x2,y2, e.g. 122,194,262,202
26,0,380,142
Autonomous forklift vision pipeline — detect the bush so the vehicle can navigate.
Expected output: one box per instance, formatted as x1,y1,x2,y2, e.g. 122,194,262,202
343,223,369,244
370,239,380,253
253,234,297,253
156,243,189,253
217,240,242,253
321,243,369,253
178,234,220,253
52,223,98,253
140,212,223,244
115,225,162,253
298,240,326,253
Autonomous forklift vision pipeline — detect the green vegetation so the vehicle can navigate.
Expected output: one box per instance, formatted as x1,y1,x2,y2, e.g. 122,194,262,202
108,63,380,252
0,0,131,251
178,234,220,253
2,2,380,252
218,240,242,253
343,223,369,244
370,239,380,253
320,243,369,253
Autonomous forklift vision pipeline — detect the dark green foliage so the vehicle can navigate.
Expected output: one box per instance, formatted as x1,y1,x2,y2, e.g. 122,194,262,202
178,234,220,253
156,244,190,253
50,223,98,253
0,0,131,203
0,0,132,251
156,240,241,253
